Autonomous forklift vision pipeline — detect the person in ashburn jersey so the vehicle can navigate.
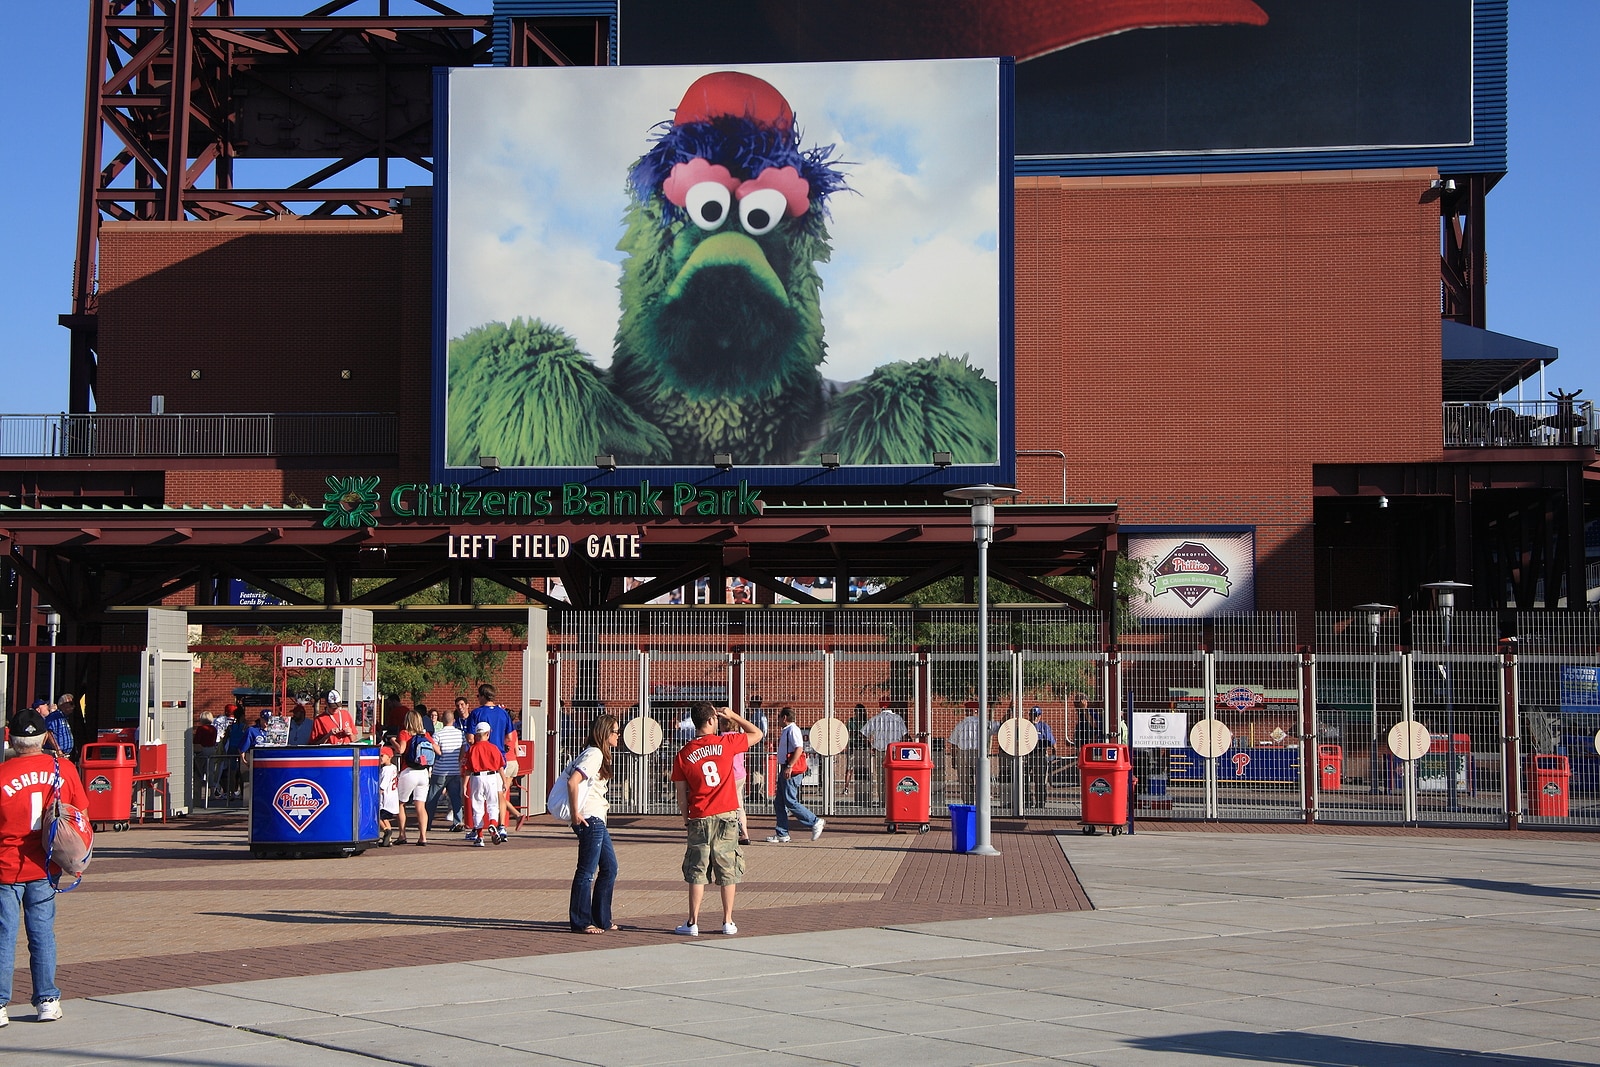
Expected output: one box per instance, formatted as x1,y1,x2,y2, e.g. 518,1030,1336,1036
1,708,89,1025
669,702,762,937
309,689,356,745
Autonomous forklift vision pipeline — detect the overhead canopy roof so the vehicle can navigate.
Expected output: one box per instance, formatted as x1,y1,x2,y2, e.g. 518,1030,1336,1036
1442,319,1558,402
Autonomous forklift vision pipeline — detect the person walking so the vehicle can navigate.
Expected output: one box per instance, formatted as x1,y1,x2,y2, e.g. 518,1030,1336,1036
460,723,506,845
670,702,762,936
427,704,465,832
396,710,437,846
948,702,984,805
767,707,823,843
0,708,89,1025
562,714,619,935
1024,706,1057,808
460,684,519,832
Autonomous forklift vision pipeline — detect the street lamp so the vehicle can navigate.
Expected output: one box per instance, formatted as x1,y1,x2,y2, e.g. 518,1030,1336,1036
944,484,1021,857
1422,581,1471,813
41,605,62,704
1352,604,1394,795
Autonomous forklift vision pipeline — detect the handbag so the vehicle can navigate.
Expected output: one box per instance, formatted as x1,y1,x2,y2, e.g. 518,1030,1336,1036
45,757,93,892
547,752,591,820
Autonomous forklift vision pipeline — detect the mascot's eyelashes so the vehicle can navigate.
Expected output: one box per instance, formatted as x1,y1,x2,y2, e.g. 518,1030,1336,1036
684,182,730,230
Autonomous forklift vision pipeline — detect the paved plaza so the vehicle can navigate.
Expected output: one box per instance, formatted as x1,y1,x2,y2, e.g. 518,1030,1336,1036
4,814,1600,1064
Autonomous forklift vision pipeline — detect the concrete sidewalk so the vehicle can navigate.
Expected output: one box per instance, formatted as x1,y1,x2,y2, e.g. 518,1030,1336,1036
6,831,1600,1065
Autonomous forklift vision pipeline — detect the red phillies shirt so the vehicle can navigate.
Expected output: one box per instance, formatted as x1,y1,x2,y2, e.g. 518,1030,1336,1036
309,707,355,744
0,752,90,883
460,738,505,776
671,731,749,819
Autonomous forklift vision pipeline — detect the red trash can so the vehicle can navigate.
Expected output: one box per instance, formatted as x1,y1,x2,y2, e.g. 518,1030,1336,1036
1318,744,1343,791
81,742,136,831
1079,743,1132,835
884,742,931,833
1529,754,1570,817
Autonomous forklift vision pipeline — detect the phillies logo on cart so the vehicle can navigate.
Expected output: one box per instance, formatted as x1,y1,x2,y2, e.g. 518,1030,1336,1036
1150,542,1232,609
274,779,330,833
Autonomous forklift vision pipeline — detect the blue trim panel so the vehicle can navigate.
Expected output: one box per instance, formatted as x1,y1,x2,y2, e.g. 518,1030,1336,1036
431,67,451,482
492,1,618,66
997,56,1017,488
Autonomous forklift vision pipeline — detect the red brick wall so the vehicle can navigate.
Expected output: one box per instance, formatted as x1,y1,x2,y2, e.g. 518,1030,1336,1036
96,216,407,417
165,469,284,507
1015,169,1443,609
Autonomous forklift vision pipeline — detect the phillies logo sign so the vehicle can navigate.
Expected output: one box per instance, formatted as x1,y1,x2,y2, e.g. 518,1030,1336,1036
1150,541,1232,609
273,779,330,833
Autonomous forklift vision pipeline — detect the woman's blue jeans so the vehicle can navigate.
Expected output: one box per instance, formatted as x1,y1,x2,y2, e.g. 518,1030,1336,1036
0,878,59,1005
569,817,617,931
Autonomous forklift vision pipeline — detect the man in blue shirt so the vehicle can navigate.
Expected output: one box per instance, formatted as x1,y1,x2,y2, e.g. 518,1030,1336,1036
1025,706,1057,808
460,684,519,830
41,700,73,758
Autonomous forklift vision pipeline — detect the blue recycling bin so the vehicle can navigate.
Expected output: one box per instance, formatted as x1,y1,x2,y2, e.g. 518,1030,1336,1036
249,746,381,858
948,803,976,853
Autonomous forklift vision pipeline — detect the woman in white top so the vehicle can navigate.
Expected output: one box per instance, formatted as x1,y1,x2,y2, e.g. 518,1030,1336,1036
565,713,619,934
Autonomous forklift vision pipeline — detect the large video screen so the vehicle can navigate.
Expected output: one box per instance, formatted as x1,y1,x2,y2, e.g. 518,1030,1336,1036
437,60,1010,482
618,0,1474,159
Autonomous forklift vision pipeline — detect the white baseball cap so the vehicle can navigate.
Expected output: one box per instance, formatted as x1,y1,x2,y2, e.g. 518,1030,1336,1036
327,689,341,704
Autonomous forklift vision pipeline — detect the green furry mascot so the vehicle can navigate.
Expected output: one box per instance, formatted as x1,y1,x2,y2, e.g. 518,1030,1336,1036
447,70,997,468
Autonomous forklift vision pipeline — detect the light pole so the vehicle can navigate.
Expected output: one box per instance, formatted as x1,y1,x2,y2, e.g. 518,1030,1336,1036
42,605,61,704
1422,581,1471,813
945,484,1021,857
1352,604,1394,795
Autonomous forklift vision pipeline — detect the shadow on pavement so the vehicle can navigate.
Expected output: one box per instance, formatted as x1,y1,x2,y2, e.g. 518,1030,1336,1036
1126,1030,1589,1066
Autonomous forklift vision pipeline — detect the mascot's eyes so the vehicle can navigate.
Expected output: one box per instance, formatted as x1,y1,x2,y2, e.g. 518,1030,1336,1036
684,182,731,230
738,188,787,236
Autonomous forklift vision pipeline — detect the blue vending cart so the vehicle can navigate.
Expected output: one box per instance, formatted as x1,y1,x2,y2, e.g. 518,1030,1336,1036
249,746,381,858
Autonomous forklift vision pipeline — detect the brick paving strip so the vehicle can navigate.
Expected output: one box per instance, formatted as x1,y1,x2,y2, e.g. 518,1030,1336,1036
16,813,1579,1002
18,813,1088,1001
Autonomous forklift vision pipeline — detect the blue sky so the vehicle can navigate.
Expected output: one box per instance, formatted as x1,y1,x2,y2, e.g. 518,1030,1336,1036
2,3,1594,413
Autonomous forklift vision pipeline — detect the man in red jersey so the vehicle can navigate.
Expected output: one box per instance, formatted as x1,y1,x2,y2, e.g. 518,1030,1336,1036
1,708,89,1025
669,702,761,937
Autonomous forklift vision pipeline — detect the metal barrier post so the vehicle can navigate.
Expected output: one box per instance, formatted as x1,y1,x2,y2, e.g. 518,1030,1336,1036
1503,639,1520,830
1303,648,1317,823
1202,648,1218,820
1401,651,1418,825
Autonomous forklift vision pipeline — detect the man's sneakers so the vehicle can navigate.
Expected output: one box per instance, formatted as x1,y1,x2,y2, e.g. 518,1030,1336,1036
37,999,62,1022
493,827,508,844
0,1004,8,1027
764,834,791,843
673,922,699,937
722,922,738,935
810,818,826,841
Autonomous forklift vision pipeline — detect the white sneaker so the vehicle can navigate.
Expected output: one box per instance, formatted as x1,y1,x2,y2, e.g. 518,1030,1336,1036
0,1004,8,1027
37,999,61,1022
722,922,738,935
764,834,791,843
674,922,699,937
810,818,826,841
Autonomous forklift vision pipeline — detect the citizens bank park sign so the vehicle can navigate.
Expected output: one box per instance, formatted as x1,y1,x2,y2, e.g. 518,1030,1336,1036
321,475,761,529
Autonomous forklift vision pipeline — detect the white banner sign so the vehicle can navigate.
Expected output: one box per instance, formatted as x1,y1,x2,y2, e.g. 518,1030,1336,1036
1133,711,1188,749
280,640,369,669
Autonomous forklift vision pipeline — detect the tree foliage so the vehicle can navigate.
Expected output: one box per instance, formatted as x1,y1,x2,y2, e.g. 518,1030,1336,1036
204,579,521,701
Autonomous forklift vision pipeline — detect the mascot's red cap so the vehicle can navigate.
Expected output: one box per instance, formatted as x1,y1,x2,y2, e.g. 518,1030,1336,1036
673,71,794,133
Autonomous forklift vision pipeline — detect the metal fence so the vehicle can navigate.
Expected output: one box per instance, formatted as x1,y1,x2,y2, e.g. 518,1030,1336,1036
540,607,1600,832
1443,400,1595,449
0,412,398,457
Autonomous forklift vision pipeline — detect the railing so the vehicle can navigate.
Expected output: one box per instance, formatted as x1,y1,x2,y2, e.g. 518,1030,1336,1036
1444,400,1596,449
0,413,398,458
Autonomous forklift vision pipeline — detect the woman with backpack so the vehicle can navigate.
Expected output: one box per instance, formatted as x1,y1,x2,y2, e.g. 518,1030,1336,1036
395,710,438,846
